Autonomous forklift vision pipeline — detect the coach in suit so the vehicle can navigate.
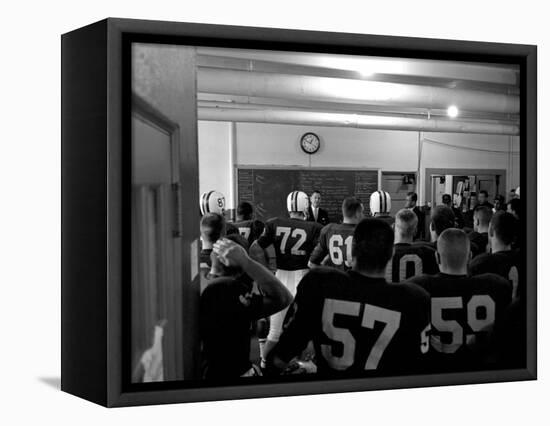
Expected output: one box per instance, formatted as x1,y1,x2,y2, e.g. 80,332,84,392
307,190,330,226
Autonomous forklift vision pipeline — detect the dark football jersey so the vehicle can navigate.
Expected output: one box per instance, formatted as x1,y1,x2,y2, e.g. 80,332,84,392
225,222,239,236
385,243,438,283
407,272,512,372
490,297,526,368
257,217,323,271
233,219,265,246
273,268,431,376
309,223,356,271
200,248,213,270
200,277,263,379
469,250,522,299
469,231,489,257
374,214,395,227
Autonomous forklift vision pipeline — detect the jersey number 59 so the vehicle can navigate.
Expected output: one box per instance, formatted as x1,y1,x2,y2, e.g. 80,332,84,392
431,295,495,354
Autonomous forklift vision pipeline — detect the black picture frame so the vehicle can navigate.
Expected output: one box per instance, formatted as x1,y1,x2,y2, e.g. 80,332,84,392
61,17,537,407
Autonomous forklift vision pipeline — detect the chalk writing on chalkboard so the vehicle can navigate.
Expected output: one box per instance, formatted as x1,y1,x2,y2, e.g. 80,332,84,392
237,168,378,223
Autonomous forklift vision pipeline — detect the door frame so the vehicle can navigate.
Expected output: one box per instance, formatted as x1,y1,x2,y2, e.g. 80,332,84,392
424,168,506,206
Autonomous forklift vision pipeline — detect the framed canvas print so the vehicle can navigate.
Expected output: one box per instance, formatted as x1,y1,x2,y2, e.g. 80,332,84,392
61,18,537,407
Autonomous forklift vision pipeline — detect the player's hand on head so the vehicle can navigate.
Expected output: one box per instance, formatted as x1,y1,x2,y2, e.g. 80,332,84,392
213,238,248,267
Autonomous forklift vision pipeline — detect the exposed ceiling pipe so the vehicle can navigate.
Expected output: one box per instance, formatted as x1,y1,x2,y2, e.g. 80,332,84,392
197,56,517,95
197,100,519,125
198,107,519,135
197,68,519,114
197,93,520,122
197,48,519,86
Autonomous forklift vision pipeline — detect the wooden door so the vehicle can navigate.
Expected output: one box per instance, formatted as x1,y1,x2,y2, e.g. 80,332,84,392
132,44,200,381
381,172,417,217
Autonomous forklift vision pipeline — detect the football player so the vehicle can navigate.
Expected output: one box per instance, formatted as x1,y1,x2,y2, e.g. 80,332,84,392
477,190,494,210
442,193,465,229
370,190,394,226
200,237,292,379
404,192,426,240
385,209,438,283
469,211,521,299
199,212,227,287
407,228,512,372
469,206,492,258
423,205,456,250
507,198,521,220
200,190,226,216
308,196,363,271
250,190,323,361
233,201,265,246
199,190,238,235
266,218,431,376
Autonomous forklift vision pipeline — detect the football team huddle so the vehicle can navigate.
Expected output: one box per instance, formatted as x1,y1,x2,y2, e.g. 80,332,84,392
197,187,523,380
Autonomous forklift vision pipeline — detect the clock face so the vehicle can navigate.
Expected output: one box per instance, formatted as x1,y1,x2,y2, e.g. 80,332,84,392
300,132,320,154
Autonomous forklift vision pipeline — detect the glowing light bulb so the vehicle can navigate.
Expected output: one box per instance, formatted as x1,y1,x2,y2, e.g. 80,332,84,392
447,105,459,118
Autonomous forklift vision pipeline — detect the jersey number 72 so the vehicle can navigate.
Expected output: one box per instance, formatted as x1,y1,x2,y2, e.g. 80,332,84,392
276,226,307,255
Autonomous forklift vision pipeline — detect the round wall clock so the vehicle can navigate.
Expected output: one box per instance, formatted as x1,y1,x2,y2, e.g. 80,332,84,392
300,132,321,154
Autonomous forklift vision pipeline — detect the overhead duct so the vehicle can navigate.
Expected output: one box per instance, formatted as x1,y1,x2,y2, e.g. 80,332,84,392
198,107,519,135
197,68,519,114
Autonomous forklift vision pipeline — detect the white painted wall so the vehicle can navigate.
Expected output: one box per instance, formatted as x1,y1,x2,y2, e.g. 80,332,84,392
198,121,520,208
198,120,232,204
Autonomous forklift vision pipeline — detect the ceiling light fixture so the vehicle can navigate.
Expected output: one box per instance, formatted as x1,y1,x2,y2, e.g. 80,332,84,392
447,105,459,118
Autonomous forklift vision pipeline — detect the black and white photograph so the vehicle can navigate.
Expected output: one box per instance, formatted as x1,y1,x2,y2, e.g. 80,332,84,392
130,41,527,386
5,0,548,423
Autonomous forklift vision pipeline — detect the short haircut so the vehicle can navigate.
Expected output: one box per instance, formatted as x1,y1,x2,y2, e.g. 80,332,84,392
431,206,456,236
342,196,363,219
311,190,321,196
200,213,226,244
442,193,452,204
395,208,418,239
352,218,394,272
479,190,489,197
490,211,518,246
237,201,253,220
407,192,418,203
508,198,521,218
494,194,505,204
474,206,493,227
438,228,470,270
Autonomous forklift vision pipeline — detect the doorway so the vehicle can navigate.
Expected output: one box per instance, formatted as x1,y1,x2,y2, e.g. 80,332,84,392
381,172,417,216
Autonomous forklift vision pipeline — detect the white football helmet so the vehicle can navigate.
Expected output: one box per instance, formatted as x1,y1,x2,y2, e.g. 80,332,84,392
287,191,309,214
370,190,392,215
200,190,226,215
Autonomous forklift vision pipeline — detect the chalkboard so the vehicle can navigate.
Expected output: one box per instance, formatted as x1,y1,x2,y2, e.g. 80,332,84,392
237,168,379,223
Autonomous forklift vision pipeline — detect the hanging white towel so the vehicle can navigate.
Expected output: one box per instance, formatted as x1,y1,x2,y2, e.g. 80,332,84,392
140,325,164,382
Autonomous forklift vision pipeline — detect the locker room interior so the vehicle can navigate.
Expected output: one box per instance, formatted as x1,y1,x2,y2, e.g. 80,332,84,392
130,43,520,382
